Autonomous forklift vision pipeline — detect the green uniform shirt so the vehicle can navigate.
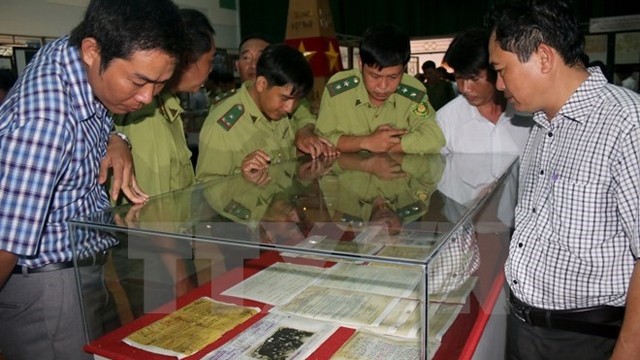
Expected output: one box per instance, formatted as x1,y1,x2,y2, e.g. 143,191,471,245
290,97,316,130
196,82,297,182
211,83,316,131
114,90,194,198
315,69,445,154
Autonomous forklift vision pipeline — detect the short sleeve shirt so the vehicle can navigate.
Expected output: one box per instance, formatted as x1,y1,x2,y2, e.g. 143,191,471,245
196,82,296,182
315,69,445,154
0,36,112,267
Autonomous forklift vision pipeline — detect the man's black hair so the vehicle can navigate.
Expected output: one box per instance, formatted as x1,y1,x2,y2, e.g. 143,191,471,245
359,23,410,69
69,0,187,72
256,43,313,99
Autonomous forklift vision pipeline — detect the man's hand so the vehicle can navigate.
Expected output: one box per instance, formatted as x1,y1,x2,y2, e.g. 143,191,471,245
362,125,407,153
295,124,340,159
241,150,273,185
241,150,271,173
99,134,148,204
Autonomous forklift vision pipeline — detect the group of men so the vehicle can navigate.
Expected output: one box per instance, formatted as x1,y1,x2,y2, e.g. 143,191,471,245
0,0,639,359
197,23,445,182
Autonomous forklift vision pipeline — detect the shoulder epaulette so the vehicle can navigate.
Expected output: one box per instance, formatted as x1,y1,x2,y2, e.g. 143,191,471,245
223,199,251,220
211,88,237,106
327,76,359,97
217,104,244,131
395,84,426,103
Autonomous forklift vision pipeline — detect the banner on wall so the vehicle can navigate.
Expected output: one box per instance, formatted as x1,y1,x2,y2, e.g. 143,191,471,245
284,0,343,113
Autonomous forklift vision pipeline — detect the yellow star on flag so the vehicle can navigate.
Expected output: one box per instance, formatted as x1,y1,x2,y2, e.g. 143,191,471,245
298,42,316,62
325,42,339,71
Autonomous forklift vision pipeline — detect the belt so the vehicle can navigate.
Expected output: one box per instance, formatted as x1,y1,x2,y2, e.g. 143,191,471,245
509,293,624,339
12,251,109,275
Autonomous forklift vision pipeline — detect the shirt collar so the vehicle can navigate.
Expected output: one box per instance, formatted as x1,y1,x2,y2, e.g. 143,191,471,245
157,91,183,123
63,37,108,122
534,67,608,127
239,81,268,124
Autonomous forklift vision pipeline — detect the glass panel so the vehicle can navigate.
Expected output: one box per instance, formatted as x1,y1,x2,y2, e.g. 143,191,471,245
70,153,518,359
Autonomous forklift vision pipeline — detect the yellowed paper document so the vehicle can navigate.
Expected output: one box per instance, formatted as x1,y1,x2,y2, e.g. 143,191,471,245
123,297,259,359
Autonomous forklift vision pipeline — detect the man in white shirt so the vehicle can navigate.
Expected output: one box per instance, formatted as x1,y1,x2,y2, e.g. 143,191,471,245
436,28,533,155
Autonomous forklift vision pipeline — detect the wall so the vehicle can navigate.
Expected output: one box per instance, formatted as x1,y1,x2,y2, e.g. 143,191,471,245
0,0,239,49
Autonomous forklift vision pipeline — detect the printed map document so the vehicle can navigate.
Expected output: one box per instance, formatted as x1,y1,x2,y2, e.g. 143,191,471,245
203,313,337,360
123,297,259,359
221,262,326,305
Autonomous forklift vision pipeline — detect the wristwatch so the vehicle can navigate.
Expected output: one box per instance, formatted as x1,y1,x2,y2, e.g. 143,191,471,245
109,131,132,150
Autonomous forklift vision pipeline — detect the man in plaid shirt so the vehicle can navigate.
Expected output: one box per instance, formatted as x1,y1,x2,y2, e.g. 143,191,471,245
487,1,640,359
0,0,186,358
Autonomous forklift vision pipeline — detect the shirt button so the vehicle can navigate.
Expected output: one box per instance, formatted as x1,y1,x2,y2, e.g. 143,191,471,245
539,170,545,175
547,132,553,137
513,279,518,285
518,242,523,248
532,207,536,213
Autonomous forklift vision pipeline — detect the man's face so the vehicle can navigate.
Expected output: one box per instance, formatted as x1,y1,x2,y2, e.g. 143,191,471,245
255,77,299,121
175,39,216,93
360,62,404,107
236,38,270,82
488,33,540,114
455,69,497,107
81,38,176,114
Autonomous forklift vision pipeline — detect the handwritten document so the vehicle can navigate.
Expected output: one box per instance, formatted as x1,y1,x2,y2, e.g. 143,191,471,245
123,297,259,359
274,285,401,327
221,262,326,305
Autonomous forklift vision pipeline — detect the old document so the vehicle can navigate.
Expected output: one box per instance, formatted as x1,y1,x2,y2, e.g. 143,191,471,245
369,298,420,338
429,276,478,304
316,262,421,299
330,331,425,360
275,285,407,327
203,313,337,360
124,297,259,358
221,262,326,305
429,303,464,341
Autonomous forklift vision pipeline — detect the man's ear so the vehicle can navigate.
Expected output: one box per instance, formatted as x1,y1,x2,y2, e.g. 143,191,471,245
255,75,268,92
80,37,101,69
537,43,555,74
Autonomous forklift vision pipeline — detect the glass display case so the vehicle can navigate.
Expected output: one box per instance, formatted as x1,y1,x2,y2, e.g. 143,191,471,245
69,152,519,360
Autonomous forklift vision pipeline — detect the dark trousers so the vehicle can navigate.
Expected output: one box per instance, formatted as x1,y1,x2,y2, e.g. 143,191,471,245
0,265,117,360
506,312,618,360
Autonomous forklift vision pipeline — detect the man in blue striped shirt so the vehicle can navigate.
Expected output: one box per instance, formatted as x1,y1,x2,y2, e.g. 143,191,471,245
0,0,186,358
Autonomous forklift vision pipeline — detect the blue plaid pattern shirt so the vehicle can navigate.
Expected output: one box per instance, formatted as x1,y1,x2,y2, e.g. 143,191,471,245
0,36,113,268
506,68,640,309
